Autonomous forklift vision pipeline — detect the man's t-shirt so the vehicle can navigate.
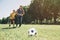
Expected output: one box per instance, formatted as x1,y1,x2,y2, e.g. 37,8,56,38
17,9,23,15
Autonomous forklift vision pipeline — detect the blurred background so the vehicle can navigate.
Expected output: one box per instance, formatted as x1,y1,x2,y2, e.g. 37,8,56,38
0,0,60,24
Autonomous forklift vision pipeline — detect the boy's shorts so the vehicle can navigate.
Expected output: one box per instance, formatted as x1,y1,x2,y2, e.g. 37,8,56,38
10,19,15,24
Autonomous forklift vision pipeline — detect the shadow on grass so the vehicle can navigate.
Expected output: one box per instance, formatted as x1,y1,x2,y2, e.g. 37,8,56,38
25,23,60,25
2,27,16,29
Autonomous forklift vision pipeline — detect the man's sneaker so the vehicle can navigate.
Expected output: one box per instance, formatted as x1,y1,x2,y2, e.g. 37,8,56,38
19,24,21,27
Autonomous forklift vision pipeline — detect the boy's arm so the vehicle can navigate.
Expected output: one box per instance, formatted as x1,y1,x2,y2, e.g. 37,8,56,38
10,13,12,17
9,13,12,19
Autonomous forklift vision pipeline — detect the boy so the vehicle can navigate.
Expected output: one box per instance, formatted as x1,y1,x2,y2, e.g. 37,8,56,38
9,10,16,27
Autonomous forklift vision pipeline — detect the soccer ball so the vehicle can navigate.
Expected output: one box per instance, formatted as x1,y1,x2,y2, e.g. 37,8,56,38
28,28,37,36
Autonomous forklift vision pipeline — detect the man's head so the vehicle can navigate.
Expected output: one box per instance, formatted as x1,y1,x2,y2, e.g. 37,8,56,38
19,5,23,9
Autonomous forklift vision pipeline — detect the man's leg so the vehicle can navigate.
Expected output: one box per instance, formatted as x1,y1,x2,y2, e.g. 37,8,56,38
15,15,19,27
19,16,22,27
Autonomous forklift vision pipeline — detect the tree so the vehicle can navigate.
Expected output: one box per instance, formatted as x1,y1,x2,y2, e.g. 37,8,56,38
0,19,2,24
1,18,6,24
23,6,33,24
28,0,60,24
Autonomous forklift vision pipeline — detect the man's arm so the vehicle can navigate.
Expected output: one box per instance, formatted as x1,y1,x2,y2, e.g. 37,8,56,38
22,9,25,16
16,9,19,15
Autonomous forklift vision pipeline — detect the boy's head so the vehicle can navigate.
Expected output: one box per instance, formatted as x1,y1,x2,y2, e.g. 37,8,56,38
13,10,15,12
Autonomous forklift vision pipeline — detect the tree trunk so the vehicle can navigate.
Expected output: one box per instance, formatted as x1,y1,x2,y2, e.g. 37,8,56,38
54,18,57,23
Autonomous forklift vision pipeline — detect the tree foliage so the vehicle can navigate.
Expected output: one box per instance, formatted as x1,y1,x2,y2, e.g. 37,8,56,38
28,0,60,23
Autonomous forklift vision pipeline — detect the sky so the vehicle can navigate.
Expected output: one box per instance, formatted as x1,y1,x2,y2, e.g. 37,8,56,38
0,0,31,19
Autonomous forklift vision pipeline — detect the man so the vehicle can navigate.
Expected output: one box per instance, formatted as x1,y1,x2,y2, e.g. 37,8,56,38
9,10,16,27
15,5,25,27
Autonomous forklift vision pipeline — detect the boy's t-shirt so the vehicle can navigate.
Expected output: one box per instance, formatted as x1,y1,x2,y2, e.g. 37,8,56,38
10,12,16,19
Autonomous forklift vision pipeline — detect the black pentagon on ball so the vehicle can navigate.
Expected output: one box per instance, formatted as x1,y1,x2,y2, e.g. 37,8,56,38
31,30,34,33
35,32,37,35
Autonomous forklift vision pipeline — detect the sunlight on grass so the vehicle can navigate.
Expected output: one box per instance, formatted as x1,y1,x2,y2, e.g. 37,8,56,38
0,24,60,40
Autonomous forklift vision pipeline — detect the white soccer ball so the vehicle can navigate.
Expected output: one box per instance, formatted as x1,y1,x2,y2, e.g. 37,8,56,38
28,28,37,36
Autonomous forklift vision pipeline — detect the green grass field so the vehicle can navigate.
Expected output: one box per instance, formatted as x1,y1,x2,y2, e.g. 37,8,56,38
0,24,60,40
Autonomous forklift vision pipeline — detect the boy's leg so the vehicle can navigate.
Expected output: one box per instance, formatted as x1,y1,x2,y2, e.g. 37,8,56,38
9,19,11,27
13,20,15,27
9,22,11,27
